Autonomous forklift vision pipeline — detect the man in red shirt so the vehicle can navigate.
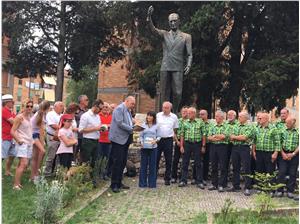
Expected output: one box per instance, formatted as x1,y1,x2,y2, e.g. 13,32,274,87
2,94,17,176
98,102,112,180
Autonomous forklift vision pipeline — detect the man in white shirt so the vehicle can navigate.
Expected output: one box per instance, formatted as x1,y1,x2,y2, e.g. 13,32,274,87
44,101,64,177
156,101,179,185
79,99,103,186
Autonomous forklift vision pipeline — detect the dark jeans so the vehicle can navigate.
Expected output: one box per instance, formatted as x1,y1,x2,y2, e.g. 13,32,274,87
171,144,182,180
255,151,276,174
58,153,73,169
98,142,112,177
110,136,132,189
231,145,251,189
81,138,98,167
139,148,157,188
225,143,233,187
277,153,299,193
181,142,203,184
202,143,211,181
157,137,173,181
76,138,82,163
210,144,228,187
81,138,99,183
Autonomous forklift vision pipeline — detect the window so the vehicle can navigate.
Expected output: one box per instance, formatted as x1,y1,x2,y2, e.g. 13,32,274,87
18,79,22,85
292,96,296,108
17,88,22,96
17,96,21,102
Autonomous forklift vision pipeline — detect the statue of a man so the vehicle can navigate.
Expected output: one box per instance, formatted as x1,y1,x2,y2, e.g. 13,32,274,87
147,5,192,113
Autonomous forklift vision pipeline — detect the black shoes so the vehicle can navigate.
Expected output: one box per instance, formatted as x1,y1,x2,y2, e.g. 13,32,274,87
208,185,217,191
112,187,120,193
171,178,177,184
244,189,251,196
120,184,130,189
178,182,187,187
227,187,241,192
165,180,171,186
218,187,224,192
197,183,205,189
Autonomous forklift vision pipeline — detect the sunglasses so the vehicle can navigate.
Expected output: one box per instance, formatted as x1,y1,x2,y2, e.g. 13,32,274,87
26,105,33,108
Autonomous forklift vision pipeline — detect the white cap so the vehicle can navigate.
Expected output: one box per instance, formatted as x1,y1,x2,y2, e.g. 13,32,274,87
2,94,13,101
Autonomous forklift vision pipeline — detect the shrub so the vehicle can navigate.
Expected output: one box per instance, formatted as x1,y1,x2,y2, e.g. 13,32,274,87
246,172,285,216
56,164,93,206
34,177,65,224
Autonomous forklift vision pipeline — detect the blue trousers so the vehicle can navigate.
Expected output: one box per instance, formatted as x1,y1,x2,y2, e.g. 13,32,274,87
139,148,157,188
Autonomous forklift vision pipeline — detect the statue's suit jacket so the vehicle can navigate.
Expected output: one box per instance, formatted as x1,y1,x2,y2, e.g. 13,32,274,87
155,29,193,72
109,103,133,145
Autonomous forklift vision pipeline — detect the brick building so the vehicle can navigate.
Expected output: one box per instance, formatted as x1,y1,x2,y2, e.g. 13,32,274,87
97,58,156,113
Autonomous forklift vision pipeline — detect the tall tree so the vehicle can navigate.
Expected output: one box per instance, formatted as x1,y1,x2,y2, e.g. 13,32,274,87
2,1,125,100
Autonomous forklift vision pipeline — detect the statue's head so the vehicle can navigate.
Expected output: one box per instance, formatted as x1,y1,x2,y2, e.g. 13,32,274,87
168,13,180,31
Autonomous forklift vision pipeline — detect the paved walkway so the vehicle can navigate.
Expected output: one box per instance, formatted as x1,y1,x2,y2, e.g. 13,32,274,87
67,177,257,223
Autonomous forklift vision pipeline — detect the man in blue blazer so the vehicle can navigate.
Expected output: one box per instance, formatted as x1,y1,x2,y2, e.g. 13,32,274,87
109,96,136,193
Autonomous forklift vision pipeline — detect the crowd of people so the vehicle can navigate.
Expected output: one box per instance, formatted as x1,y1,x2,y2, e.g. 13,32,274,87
2,94,299,201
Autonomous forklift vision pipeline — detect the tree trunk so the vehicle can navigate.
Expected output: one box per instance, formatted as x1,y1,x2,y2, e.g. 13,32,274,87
55,2,66,101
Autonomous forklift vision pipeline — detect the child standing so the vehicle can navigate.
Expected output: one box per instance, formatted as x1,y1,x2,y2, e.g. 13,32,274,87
57,114,77,169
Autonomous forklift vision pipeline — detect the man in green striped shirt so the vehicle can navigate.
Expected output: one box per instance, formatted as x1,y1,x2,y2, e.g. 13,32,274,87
252,112,281,175
276,116,299,199
179,107,206,189
274,108,289,131
171,106,188,183
228,111,254,196
199,109,214,184
224,110,238,188
207,110,229,192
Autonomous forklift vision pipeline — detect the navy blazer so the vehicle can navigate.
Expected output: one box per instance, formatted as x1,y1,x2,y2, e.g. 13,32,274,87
109,103,133,145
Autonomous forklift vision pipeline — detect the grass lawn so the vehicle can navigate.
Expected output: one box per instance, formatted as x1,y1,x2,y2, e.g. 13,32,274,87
2,164,108,224
214,210,299,224
2,170,39,224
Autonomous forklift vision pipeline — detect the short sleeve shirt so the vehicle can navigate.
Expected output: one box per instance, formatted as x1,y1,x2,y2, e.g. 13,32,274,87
57,128,74,154
2,107,16,140
156,112,179,138
46,111,61,135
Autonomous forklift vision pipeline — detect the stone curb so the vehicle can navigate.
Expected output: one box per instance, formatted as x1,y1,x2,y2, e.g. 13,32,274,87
59,182,111,224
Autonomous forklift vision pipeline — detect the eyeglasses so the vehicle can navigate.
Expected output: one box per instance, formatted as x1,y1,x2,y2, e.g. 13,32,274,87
65,119,73,122
26,105,33,108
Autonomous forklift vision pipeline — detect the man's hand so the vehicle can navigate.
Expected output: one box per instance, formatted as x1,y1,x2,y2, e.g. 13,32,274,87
180,146,184,154
148,5,154,16
271,151,278,163
201,146,206,154
281,151,289,160
252,150,256,160
184,66,190,75
286,153,294,160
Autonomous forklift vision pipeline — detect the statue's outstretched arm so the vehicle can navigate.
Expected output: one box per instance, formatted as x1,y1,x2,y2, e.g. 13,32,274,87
147,5,164,38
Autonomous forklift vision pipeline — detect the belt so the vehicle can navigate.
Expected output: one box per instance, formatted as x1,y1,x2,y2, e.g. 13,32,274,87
233,144,250,147
161,137,173,140
283,149,295,153
185,141,201,144
83,138,98,142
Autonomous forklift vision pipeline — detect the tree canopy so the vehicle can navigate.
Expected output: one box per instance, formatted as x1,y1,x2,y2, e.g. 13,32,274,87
2,1,298,114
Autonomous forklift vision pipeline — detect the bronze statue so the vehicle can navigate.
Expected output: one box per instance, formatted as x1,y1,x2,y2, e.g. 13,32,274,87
147,5,193,112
